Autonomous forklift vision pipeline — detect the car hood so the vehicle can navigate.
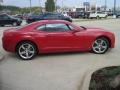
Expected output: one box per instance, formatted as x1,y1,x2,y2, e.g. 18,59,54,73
82,26,108,32
88,27,104,30
80,26,113,34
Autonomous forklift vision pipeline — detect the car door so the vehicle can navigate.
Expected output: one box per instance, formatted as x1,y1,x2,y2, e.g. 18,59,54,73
35,23,78,52
2,15,13,25
0,15,4,25
0,15,7,25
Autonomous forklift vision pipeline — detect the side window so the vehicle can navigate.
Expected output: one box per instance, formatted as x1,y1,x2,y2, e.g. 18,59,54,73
0,15,3,19
45,23,71,32
0,15,8,19
67,25,74,30
44,15,54,19
44,14,57,19
36,24,46,31
3,15,9,19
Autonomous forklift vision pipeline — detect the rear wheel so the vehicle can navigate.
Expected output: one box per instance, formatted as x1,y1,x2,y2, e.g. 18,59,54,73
92,37,109,54
16,41,37,60
105,15,108,18
17,23,21,26
96,16,100,19
0,25,4,27
13,22,17,26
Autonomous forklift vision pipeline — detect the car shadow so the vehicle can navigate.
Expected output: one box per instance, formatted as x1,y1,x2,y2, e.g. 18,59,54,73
0,49,113,61
37,51,91,57
2,51,90,61
37,48,113,58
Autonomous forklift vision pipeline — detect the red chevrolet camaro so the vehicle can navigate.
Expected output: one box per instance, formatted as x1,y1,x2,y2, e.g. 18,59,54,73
2,20,115,60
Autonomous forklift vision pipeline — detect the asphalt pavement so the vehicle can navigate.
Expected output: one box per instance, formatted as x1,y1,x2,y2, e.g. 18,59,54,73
0,19,120,90
0,54,4,60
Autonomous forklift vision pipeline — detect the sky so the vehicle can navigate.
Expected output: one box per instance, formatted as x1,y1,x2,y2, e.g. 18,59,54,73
2,0,120,9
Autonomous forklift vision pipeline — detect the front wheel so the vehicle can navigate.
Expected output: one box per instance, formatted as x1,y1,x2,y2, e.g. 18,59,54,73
16,41,37,60
92,37,109,54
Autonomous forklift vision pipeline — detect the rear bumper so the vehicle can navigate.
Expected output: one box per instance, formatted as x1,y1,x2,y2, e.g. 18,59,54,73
2,36,15,52
110,33,115,48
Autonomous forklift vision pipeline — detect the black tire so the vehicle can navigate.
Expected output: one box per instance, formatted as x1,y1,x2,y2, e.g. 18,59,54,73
0,25,4,27
16,41,37,60
105,15,108,18
96,16,100,19
12,22,17,26
92,37,109,54
17,23,21,26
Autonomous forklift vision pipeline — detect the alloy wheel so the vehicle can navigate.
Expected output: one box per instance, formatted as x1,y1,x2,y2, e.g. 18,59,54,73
17,42,37,60
92,38,109,54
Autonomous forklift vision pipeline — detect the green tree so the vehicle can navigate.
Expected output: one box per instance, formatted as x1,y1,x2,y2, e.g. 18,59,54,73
0,5,21,14
21,7,42,14
0,5,43,14
45,0,55,12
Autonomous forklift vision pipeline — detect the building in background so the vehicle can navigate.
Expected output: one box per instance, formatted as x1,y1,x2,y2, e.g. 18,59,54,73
69,1,106,12
83,2,90,11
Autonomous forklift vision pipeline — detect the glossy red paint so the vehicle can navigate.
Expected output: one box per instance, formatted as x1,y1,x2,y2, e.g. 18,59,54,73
2,20,115,54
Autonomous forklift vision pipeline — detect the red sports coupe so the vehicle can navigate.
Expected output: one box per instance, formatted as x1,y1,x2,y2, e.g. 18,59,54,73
2,20,115,60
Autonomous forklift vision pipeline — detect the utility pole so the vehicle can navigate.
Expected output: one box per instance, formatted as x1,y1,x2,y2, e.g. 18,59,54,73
39,0,42,12
55,0,57,12
114,0,116,14
105,0,107,11
61,0,63,12
62,0,63,8
29,0,32,13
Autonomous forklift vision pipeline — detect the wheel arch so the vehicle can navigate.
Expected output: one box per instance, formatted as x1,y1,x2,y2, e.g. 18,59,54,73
95,36,112,48
15,40,39,53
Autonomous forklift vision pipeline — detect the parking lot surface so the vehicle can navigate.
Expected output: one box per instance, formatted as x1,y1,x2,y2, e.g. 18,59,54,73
0,19,120,90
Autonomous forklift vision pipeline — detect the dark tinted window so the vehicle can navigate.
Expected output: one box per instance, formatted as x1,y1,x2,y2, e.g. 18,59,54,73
0,14,9,19
0,15,4,19
3,15,10,19
36,24,46,31
37,23,71,32
44,14,59,19
45,23,71,32
30,15,40,18
44,14,56,19
43,13,63,19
